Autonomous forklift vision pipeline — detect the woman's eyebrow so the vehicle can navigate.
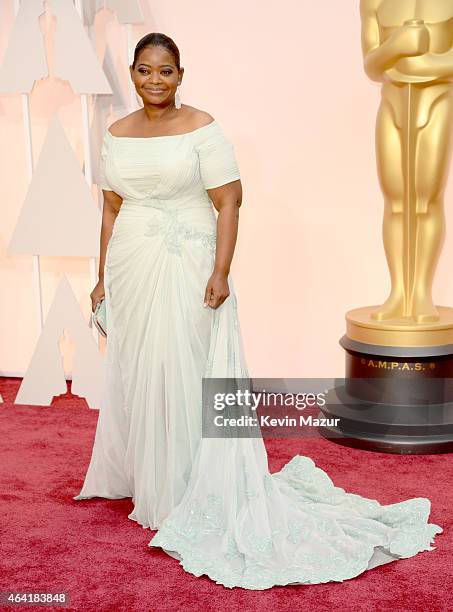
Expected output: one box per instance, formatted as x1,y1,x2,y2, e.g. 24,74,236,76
137,63,174,68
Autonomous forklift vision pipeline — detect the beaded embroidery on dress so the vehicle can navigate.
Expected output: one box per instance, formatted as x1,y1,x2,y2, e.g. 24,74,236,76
73,119,442,590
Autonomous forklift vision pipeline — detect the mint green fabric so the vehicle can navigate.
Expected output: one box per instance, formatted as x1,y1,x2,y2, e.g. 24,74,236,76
75,119,442,590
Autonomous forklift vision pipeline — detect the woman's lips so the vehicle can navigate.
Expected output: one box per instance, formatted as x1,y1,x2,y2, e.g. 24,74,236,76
145,89,166,93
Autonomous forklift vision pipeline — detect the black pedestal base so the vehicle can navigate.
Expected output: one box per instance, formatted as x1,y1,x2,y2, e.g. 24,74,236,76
318,336,453,454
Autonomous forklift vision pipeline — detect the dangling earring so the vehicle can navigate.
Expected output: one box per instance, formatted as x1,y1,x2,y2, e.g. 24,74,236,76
175,84,182,110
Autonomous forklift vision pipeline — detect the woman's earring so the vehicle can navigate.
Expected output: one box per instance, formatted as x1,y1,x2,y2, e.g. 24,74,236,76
175,84,182,109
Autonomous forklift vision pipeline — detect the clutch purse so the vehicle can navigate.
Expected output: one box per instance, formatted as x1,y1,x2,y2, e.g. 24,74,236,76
91,298,107,337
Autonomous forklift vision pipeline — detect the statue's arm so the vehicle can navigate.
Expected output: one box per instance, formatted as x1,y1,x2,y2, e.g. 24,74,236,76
360,0,399,82
396,49,453,80
433,50,453,78
360,0,429,82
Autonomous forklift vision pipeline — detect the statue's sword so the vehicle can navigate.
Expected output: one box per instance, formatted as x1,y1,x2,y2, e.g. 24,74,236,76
403,1,423,316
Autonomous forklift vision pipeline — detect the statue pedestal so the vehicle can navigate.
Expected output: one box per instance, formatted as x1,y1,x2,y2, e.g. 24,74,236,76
318,307,453,454
346,306,453,347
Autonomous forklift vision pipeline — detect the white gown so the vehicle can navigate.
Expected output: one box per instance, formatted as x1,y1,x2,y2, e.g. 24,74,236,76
74,119,442,590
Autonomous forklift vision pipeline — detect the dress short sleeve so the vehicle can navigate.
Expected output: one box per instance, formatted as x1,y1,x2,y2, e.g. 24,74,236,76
195,121,241,190
97,131,113,191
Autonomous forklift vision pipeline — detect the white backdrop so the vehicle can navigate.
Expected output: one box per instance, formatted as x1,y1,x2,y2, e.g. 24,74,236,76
2,0,453,387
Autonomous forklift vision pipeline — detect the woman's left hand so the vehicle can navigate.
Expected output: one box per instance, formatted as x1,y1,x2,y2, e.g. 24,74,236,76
204,271,230,309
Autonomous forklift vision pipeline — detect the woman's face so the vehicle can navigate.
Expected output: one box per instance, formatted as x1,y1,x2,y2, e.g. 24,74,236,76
130,45,183,108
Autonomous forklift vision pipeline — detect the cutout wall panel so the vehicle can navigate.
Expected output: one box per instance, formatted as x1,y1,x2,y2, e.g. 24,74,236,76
0,0,48,93
15,275,104,409
81,0,144,25
8,115,101,257
50,0,112,94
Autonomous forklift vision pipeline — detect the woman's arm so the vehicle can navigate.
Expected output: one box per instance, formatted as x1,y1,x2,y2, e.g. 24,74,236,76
98,190,122,281
90,189,123,310
203,180,242,309
360,0,429,82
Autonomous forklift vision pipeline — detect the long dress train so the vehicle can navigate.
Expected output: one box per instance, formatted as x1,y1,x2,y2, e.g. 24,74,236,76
74,119,442,590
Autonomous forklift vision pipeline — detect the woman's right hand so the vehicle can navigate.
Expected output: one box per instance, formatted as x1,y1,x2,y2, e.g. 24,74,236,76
90,280,105,312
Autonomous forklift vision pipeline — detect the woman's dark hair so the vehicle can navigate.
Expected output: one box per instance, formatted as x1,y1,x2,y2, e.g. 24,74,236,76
131,33,181,71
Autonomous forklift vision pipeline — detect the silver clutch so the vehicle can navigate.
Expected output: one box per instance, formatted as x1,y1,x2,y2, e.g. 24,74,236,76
92,298,107,337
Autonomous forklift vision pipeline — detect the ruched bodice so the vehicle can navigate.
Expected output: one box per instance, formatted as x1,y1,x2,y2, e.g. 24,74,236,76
98,120,242,260
99,119,240,210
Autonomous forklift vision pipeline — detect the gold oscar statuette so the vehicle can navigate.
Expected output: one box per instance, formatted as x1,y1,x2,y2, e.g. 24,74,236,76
319,1,453,453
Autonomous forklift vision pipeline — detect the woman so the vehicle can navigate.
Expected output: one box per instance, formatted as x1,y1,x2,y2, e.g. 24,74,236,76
74,32,442,590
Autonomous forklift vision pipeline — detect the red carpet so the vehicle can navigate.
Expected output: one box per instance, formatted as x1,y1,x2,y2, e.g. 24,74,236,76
1,376,452,611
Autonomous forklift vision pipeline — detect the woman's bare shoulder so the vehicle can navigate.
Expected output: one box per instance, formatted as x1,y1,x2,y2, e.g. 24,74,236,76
108,111,142,136
182,105,215,129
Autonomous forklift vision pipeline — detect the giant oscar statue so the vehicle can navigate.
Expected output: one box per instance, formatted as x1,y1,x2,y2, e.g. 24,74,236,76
321,0,453,453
